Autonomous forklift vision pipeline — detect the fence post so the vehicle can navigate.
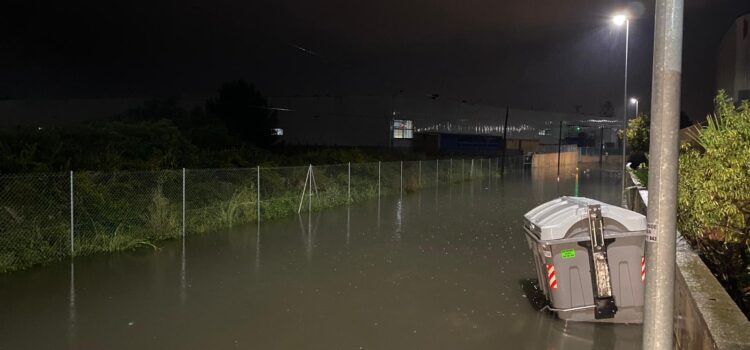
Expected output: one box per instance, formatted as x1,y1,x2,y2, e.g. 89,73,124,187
297,166,310,214
257,166,261,221
348,162,351,202
378,161,381,197
450,158,453,183
69,170,74,256
436,159,439,186
182,168,186,237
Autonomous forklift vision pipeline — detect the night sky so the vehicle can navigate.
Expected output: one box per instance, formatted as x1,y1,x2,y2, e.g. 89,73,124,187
2,0,749,121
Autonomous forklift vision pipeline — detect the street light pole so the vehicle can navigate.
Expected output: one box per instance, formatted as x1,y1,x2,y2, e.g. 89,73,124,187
621,17,630,205
642,0,684,348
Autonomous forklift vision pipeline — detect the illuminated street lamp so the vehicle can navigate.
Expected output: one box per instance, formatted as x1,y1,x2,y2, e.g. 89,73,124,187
630,97,639,118
612,14,628,26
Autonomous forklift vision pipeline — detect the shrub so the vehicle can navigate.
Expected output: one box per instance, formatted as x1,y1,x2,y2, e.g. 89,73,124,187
677,91,750,315
621,112,651,155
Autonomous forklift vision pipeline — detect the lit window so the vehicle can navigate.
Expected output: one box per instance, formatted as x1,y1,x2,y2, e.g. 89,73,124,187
393,119,413,139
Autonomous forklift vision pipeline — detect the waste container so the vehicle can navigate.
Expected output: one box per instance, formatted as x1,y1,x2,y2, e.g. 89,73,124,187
523,196,647,323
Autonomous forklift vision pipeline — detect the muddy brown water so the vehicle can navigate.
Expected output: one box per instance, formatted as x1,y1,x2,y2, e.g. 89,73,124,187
0,166,641,349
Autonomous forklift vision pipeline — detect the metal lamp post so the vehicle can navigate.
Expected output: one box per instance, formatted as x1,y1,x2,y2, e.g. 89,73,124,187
613,14,630,204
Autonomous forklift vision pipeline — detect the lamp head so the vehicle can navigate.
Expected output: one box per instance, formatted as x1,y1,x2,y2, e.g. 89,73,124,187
630,97,638,104
612,14,628,26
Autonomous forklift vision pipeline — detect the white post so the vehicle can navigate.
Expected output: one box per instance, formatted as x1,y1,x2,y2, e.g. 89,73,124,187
69,170,74,256
450,158,453,183
400,161,403,198
378,161,381,197
257,166,261,221
310,165,320,201
436,159,439,187
348,162,351,202
418,160,422,187
182,168,186,237
297,166,310,214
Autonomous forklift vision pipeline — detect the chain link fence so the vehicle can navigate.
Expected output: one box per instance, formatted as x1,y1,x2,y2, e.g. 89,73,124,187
0,157,523,272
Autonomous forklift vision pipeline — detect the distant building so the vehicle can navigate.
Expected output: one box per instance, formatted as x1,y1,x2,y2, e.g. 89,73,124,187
269,95,622,155
717,13,750,103
0,95,624,155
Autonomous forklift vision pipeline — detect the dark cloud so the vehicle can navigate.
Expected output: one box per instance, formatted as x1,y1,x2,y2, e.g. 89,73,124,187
1,0,749,120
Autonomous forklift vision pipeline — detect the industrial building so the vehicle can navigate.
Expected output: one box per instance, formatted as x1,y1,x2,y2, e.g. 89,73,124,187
269,95,622,155
717,13,750,103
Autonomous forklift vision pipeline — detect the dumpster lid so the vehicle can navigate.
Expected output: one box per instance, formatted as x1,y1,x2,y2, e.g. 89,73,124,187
523,196,646,241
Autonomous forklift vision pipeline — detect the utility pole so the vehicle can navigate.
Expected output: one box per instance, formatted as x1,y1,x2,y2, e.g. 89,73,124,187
621,17,631,205
642,0,683,349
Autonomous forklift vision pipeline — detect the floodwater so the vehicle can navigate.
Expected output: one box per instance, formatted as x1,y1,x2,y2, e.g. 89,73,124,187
0,165,641,350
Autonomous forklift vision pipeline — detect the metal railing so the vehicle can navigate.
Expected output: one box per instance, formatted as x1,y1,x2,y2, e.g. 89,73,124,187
0,157,524,273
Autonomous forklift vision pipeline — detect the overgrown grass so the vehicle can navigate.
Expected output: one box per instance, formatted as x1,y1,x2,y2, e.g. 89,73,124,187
0,159,509,273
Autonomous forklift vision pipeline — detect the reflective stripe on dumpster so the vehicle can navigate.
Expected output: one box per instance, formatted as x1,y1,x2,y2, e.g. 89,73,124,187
546,263,558,289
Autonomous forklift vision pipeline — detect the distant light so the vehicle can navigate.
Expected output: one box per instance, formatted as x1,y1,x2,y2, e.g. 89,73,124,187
272,128,284,136
630,97,638,104
37,126,43,131
612,14,627,26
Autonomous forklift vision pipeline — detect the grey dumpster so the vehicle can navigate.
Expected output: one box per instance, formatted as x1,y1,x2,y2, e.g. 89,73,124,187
523,196,647,323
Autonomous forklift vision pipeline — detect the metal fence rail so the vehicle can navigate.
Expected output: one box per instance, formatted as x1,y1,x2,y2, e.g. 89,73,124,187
0,157,524,272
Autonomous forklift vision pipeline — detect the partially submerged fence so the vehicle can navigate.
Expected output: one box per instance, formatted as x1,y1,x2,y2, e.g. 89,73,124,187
0,157,523,272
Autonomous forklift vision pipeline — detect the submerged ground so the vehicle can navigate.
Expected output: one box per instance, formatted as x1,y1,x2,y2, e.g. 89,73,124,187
0,165,641,350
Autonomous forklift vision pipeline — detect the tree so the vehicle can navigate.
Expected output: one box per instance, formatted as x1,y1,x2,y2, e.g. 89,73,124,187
621,112,650,155
206,80,278,148
678,91,750,315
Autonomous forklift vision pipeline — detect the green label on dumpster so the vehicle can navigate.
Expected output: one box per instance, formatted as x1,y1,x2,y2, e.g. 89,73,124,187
561,249,576,259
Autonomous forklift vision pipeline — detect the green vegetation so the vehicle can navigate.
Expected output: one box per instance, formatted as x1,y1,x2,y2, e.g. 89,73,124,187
0,80,506,273
0,159,488,273
631,165,648,187
677,91,749,315
0,81,414,174
622,112,651,155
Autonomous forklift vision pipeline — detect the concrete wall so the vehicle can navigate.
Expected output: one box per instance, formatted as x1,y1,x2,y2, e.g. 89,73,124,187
625,172,750,350
531,151,577,168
